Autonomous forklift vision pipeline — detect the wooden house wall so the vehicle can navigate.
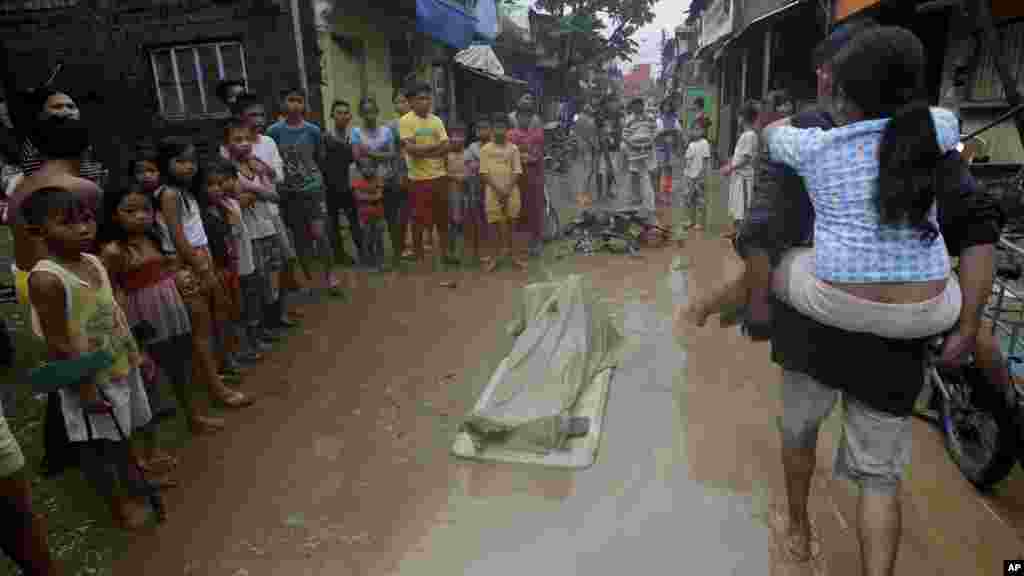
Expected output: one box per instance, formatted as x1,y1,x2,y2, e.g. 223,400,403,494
0,0,317,189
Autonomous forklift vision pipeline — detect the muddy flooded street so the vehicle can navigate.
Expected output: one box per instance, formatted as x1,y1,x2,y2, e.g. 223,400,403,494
108,227,1024,576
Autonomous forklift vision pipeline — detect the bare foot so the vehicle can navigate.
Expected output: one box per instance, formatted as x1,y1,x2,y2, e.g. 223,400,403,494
484,258,499,273
681,300,711,327
114,496,150,531
512,258,528,270
770,509,819,564
142,452,178,474
189,415,225,435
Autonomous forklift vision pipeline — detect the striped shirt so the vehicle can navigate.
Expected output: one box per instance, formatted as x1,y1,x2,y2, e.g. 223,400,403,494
20,139,107,184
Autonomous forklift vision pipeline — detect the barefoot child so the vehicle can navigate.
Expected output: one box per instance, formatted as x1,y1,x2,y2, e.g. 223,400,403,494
99,178,225,443
350,151,386,270
479,113,524,272
25,187,154,530
153,137,251,412
267,88,343,296
200,159,266,374
446,125,468,260
399,82,451,270
683,121,711,230
224,119,284,347
722,101,760,238
463,116,491,264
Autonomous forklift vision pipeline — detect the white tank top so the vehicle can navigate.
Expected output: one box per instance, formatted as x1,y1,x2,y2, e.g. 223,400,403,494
153,185,208,250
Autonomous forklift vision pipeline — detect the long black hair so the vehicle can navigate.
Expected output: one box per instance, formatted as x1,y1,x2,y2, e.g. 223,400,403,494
97,180,169,251
155,135,200,214
832,26,942,242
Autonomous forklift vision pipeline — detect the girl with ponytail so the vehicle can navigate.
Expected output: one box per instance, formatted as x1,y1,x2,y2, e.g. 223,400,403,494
685,26,964,341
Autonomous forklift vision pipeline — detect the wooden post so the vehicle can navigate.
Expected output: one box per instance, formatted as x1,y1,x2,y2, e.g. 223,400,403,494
977,0,1024,145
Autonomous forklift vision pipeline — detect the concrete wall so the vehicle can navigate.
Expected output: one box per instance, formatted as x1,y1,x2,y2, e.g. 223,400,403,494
318,5,439,126
320,8,398,122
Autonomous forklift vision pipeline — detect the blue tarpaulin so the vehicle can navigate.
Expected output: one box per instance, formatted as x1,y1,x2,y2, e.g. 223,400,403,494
416,0,479,50
474,0,498,41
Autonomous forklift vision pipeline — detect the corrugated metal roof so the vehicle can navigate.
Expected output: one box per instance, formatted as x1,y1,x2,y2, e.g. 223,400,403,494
0,0,79,11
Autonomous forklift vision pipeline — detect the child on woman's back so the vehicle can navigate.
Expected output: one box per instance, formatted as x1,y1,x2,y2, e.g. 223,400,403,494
25,187,154,529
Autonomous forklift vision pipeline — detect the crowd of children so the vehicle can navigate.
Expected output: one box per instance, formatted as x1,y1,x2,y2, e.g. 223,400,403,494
0,79,551,571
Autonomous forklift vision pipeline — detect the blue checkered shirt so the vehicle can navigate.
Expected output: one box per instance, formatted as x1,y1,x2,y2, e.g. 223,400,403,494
765,107,960,283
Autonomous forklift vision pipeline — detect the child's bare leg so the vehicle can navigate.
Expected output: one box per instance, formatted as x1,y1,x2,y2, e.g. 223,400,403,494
745,250,774,325
412,220,426,269
488,219,504,272
465,214,479,262
685,267,750,327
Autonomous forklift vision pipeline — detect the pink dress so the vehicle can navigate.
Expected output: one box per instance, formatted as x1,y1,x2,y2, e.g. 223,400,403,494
508,123,545,239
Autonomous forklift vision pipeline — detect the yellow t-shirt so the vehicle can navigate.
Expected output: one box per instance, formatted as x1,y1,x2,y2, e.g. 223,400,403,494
399,112,448,181
479,142,522,198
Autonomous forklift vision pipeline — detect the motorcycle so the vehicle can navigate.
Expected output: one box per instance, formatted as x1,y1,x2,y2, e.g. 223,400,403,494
918,334,1019,491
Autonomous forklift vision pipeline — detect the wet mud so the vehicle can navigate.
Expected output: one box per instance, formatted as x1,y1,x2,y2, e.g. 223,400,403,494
114,226,1024,576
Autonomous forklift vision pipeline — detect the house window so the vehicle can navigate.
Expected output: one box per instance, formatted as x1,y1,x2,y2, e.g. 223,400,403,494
149,42,247,119
968,21,1024,102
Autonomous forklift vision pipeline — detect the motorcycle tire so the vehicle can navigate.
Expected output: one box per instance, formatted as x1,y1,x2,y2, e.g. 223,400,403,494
938,364,1019,491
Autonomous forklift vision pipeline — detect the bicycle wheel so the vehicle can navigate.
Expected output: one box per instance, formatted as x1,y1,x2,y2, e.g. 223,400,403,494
937,363,1019,490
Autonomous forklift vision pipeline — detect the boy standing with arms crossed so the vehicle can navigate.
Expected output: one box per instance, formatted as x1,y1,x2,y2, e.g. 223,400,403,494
267,88,342,297
479,114,524,272
399,83,452,271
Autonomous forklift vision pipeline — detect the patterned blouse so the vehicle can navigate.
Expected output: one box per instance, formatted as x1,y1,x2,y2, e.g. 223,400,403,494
764,107,960,284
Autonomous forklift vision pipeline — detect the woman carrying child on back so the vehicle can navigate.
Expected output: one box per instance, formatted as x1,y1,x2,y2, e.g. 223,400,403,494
99,163,225,440
25,186,154,530
686,27,963,341
153,137,252,410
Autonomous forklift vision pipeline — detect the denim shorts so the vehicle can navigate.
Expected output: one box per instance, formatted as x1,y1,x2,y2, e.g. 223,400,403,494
778,370,912,493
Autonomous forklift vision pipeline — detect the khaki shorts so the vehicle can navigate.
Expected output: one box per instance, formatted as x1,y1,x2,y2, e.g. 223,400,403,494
779,370,912,493
485,186,521,225
0,410,25,478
